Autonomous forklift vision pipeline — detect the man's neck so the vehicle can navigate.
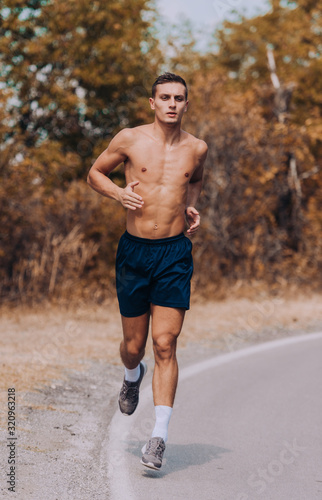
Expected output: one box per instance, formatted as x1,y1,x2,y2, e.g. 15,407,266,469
152,120,182,146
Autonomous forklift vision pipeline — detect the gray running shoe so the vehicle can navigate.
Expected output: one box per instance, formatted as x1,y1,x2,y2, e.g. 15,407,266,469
140,437,166,470
118,361,147,415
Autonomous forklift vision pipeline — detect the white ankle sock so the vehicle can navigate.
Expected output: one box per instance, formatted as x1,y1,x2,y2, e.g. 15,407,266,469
124,364,140,382
151,405,173,443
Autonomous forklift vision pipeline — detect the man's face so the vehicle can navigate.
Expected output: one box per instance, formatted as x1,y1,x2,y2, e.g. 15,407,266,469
149,82,188,124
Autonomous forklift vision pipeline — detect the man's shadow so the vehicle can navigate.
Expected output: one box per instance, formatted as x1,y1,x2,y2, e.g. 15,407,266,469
126,440,231,478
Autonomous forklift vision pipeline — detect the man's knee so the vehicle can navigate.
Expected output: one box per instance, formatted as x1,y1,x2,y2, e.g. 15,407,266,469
121,339,145,359
153,333,177,361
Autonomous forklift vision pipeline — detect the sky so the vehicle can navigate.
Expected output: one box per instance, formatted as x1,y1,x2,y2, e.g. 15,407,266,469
157,0,271,26
156,0,271,49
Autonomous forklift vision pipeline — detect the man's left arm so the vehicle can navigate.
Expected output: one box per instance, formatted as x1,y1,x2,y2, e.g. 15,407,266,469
186,140,208,236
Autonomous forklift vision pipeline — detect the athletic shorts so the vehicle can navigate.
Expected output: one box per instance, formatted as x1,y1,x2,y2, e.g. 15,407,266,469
115,230,193,317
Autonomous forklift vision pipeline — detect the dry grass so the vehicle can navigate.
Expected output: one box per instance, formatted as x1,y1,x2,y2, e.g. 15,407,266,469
1,290,321,397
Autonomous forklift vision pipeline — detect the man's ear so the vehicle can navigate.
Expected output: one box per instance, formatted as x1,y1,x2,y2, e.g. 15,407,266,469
184,100,189,112
149,97,155,110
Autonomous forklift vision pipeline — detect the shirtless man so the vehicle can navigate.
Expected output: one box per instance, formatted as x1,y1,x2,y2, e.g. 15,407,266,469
87,72,208,470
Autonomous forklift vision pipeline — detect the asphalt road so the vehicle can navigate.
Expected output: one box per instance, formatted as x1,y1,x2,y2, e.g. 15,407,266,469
103,332,322,500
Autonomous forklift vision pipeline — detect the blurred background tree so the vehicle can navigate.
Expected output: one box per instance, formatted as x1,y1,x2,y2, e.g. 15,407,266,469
0,0,161,173
0,0,321,304
0,0,160,302
214,0,322,145
177,0,321,294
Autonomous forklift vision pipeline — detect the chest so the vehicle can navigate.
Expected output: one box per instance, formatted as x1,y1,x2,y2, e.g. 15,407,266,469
126,141,196,183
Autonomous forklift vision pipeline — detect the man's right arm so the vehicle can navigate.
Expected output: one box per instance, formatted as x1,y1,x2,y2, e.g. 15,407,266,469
87,129,144,211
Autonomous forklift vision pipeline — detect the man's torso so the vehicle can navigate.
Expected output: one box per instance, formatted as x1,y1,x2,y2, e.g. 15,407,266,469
122,124,201,239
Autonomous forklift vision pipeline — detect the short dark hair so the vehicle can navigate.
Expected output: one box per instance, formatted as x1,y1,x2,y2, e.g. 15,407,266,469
152,72,188,100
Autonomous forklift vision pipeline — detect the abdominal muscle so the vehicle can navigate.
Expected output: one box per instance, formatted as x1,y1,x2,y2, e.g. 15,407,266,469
126,181,187,239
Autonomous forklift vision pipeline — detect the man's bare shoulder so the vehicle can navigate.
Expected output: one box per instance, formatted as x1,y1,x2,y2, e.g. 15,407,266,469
196,138,208,157
181,131,208,154
113,127,137,142
109,126,148,152
115,124,153,142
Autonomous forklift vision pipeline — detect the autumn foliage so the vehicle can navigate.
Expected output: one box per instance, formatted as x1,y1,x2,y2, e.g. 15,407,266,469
0,0,321,304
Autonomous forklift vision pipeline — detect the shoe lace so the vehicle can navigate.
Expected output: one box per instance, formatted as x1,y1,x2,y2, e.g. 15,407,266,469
146,439,165,458
120,384,139,402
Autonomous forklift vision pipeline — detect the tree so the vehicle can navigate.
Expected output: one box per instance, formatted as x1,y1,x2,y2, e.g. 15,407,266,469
0,0,161,303
0,0,161,176
213,0,322,153
171,0,322,292
182,71,321,291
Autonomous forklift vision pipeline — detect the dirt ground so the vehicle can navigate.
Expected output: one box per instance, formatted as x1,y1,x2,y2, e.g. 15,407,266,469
0,292,321,499
1,291,322,410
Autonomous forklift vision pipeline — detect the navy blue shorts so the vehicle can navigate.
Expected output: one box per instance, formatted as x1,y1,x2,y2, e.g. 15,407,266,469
115,231,193,317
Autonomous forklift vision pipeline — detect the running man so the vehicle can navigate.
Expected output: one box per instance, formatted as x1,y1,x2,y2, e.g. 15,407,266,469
87,72,208,470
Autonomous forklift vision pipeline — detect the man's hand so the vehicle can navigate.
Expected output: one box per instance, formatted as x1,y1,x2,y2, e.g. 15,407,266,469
118,181,144,210
185,206,200,236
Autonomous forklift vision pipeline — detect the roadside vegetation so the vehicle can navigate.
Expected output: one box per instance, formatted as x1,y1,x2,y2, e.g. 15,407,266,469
0,0,321,305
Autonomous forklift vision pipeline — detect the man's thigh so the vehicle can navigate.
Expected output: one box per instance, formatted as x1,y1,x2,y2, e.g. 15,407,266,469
150,305,185,344
121,311,150,348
